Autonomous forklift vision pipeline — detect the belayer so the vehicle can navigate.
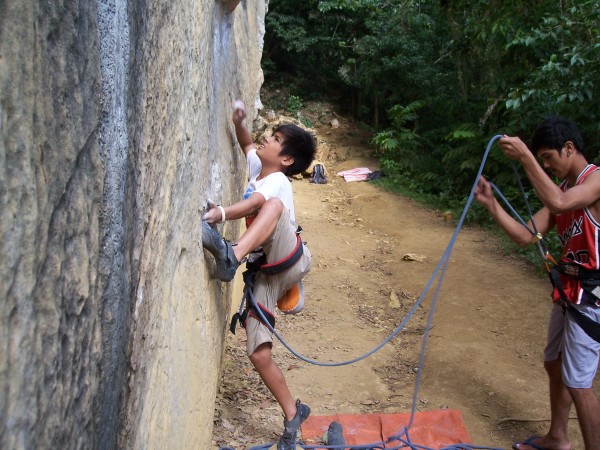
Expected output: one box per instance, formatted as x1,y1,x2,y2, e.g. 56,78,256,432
475,116,600,450
202,100,316,449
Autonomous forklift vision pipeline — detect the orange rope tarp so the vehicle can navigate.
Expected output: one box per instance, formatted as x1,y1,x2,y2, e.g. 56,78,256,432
301,409,472,448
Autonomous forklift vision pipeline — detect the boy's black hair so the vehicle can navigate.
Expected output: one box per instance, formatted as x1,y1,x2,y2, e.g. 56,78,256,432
275,124,317,176
530,116,586,158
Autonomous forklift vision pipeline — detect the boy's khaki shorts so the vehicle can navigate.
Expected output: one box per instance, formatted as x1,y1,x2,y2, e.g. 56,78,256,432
245,208,311,356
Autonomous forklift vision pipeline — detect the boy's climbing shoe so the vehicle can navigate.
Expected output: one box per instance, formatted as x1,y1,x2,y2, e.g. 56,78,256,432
277,400,311,450
201,221,239,282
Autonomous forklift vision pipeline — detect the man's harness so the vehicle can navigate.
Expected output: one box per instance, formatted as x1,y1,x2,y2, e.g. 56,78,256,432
527,230,600,343
229,229,304,335
547,258,600,343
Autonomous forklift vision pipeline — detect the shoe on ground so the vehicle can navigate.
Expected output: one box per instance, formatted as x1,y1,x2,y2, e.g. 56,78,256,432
201,221,239,282
277,400,311,450
323,421,346,447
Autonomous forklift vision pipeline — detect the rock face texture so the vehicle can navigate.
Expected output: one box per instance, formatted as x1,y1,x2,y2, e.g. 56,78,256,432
0,1,265,448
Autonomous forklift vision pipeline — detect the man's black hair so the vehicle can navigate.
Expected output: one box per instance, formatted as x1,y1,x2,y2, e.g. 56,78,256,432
275,123,317,176
530,116,586,158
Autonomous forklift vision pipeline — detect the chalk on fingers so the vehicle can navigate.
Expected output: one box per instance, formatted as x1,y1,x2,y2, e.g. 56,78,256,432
232,100,245,111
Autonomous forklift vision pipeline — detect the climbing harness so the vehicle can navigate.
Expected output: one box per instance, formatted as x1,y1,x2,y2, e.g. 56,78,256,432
549,262,600,343
229,229,305,334
530,235,600,344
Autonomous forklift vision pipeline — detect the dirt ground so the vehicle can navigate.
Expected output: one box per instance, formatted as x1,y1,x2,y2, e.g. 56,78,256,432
211,114,597,449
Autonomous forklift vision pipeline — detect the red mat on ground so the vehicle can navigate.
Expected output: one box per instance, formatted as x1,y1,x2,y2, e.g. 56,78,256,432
301,409,471,448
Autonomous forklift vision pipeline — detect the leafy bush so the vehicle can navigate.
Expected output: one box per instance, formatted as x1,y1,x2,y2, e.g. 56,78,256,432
287,95,304,115
264,0,600,217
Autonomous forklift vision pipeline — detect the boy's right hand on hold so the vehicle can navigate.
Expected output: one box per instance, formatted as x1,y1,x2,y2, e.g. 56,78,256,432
232,100,247,125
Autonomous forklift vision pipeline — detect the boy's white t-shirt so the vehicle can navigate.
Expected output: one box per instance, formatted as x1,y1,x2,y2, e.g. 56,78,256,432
243,148,296,225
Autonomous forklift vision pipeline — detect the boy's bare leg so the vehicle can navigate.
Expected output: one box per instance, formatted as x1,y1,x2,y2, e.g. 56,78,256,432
569,387,600,450
516,358,572,450
544,358,572,449
249,342,297,420
233,198,283,262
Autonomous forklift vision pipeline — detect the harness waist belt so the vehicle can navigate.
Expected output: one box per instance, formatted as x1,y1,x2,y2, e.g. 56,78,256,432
260,234,304,275
556,263,600,280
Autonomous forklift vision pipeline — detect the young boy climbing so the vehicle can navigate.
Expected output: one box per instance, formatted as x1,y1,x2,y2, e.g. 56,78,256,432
475,117,600,450
202,100,317,450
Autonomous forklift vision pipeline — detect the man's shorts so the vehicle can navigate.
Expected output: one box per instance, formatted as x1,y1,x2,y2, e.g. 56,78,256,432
245,208,311,356
545,296,600,388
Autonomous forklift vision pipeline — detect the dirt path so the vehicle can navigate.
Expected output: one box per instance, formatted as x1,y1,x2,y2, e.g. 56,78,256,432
212,120,595,449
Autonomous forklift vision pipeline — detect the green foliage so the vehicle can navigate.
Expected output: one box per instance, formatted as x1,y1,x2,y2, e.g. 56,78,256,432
372,101,424,172
502,1,600,158
287,94,304,115
318,0,375,12
299,115,314,128
264,0,600,231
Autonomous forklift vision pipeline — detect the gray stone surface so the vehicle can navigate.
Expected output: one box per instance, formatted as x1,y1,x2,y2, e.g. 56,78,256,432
0,0,265,448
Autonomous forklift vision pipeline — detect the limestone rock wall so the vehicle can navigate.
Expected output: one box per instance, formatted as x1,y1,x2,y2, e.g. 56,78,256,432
0,1,265,449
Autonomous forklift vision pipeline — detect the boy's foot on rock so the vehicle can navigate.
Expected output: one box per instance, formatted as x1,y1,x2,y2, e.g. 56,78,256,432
201,221,239,282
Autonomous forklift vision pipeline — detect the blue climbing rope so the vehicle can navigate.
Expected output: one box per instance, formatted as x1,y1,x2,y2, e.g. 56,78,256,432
221,135,519,450
490,160,553,265
490,182,535,232
247,135,503,368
